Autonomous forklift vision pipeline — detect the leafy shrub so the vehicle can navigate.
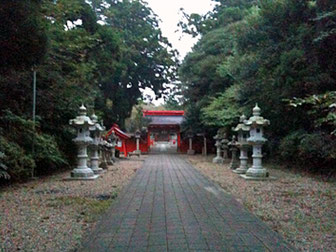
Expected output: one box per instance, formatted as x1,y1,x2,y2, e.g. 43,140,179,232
279,130,306,161
280,130,336,172
0,151,10,180
0,136,35,180
0,110,67,180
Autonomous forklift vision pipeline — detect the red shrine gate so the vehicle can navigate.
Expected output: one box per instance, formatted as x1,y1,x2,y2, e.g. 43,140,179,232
143,110,184,152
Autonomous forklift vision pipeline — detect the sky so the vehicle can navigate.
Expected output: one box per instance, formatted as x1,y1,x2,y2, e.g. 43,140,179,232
145,0,215,59
142,0,215,105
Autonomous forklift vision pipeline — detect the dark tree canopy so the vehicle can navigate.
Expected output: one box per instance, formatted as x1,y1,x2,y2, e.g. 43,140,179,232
179,0,336,172
0,0,177,181
0,0,47,72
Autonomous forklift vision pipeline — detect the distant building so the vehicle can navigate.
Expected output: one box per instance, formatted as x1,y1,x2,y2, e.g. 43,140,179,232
143,110,184,152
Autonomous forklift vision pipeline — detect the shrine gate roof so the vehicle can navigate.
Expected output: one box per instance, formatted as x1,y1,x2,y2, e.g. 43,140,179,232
143,110,184,126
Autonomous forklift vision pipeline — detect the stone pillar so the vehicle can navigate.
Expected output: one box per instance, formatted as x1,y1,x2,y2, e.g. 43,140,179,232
229,136,239,169
100,140,109,169
69,105,98,180
213,133,223,163
106,141,114,165
187,133,195,155
221,134,229,160
135,130,141,155
233,114,250,174
242,104,270,180
203,136,207,156
89,113,105,174
108,130,117,162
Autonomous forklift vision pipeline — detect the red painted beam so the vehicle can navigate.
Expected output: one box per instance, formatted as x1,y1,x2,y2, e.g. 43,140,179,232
143,110,184,116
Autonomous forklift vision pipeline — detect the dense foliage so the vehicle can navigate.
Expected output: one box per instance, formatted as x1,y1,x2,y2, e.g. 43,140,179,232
0,0,177,181
179,0,336,172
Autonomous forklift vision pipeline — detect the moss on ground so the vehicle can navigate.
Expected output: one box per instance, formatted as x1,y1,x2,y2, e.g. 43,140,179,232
47,192,118,223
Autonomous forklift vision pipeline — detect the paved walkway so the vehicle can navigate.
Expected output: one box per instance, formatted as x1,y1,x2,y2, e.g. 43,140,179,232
81,154,294,252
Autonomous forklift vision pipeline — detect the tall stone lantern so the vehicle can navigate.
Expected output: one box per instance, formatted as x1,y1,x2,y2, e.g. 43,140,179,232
99,139,109,169
221,133,229,160
187,132,195,155
134,130,141,155
242,104,270,180
213,132,223,164
69,105,98,179
228,135,239,169
233,115,250,174
109,130,117,162
106,140,114,165
89,113,105,174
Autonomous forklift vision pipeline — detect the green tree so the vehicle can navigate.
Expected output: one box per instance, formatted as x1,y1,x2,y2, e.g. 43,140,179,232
0,0,47,73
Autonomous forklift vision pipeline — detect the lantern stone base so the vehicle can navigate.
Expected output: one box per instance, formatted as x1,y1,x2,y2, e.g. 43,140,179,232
212,156,223,164
240,168,276,180
229,160,239,170
67,168,99,180
187,149,195,155
240,174,276,181
233,168,248,174
100,161,108,169
91,167,104,174
129,151,141,157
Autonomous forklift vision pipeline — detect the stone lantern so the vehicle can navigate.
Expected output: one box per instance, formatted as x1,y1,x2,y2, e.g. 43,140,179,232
242,104,270,180
228,135,239,170
106,140,114,165
99,139,109,169
109,130,117,162
89,113,105,174
69,104,98,179
221,133,229,160
213,131,223,164
233,115,250,174
134,130,141,155
187,132,195,155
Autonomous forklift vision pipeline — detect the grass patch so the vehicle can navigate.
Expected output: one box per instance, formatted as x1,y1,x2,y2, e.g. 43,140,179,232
47,192,118,223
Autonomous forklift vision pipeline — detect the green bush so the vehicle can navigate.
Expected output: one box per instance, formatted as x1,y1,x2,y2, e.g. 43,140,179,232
0,151,10,180
279,130,306,162
280,131,336,171
0,136,35,180
0,110,67,181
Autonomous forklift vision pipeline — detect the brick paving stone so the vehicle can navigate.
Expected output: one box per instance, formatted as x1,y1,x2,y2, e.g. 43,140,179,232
81,154,295,251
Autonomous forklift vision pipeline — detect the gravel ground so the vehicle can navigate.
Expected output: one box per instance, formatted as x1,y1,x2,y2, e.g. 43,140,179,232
0,156,145,252
185,154,336,251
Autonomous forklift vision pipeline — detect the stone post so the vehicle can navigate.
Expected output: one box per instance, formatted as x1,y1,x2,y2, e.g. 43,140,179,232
229,135,239,169
203,136,207,156
89,113,105,174
233,115,250,174
106,140,114,165
99,140,109,169
69,104,98,180
242,104,270,180
187,132,195,155
135,130,141,155
109,130,117,162
221,133,229,160
213,132,223,163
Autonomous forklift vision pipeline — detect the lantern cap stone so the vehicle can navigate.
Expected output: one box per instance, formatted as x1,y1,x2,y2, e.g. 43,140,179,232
79,104,87,115
234,114,250,132
244,104,270,127
253,103,261,116
91,113,98,123
228,135,237,146
240,114,247,122
69,104,95,127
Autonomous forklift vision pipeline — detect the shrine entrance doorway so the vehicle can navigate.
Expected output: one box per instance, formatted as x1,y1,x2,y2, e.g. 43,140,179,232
143,110,184,153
